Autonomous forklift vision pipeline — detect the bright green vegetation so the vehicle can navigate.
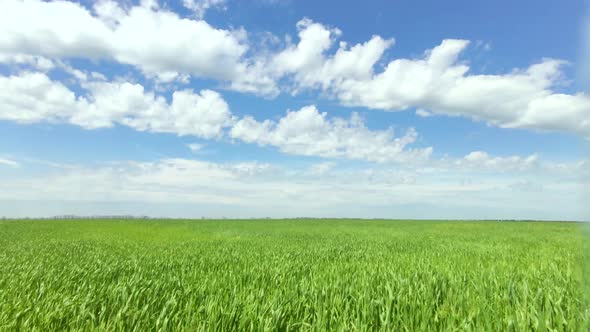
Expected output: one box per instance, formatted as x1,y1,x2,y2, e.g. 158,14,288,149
0,219,588,331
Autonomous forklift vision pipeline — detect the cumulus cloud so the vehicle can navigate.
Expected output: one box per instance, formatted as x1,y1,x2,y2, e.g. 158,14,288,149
273,20,590,137
271,18,393,92
258,18,590,137
2,68,555,167
0,0,113,59
0,69,432,163
0,72,79,123
328,39,590,137
79,81,234,138
1,2,588,137
0,71,234,138
0,0,277,94
230,105,433,163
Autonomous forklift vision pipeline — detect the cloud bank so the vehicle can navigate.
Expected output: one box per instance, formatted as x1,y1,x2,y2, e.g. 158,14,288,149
0,0,588,137
1,156,587,220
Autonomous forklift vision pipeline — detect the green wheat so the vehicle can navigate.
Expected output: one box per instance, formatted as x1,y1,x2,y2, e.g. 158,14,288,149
0,219,587,331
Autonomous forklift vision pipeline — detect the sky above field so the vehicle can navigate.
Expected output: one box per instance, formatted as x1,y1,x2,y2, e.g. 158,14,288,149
0,0,589,219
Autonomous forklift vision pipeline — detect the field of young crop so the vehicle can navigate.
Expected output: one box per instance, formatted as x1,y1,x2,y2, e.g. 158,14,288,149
0,219,588,331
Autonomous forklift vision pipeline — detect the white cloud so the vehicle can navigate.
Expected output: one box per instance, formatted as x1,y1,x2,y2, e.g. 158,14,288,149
182,0,226,19
0,72,79,123
271,18,392,92
55,60,89,81
0,70,433,164
187,143,204,153
0,0,277,94
92,0,126,28
0,69,430,164
0,3,588,137
320,38,590,137
0,0,113,59
268,19,590,137
1,157,587,220
230,105,433,163
0,54,55,71
2,3,588,137
78,80,234,138
0,158,19,168
0,71,234,138
456,151,539,172
106,2,246,82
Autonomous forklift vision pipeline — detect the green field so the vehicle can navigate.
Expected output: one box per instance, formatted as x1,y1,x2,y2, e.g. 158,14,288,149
0,219,588,331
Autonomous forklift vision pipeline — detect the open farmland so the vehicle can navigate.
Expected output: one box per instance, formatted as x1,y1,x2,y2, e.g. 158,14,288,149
0,219,588,331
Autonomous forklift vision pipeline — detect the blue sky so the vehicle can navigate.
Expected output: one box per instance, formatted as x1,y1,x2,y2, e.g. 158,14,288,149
0,0,589,219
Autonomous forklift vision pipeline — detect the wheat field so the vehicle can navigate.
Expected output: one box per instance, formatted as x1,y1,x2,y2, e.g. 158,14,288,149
0,219,587,331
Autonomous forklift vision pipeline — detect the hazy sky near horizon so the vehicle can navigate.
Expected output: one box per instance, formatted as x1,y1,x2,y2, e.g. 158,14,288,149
0,0,589,220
